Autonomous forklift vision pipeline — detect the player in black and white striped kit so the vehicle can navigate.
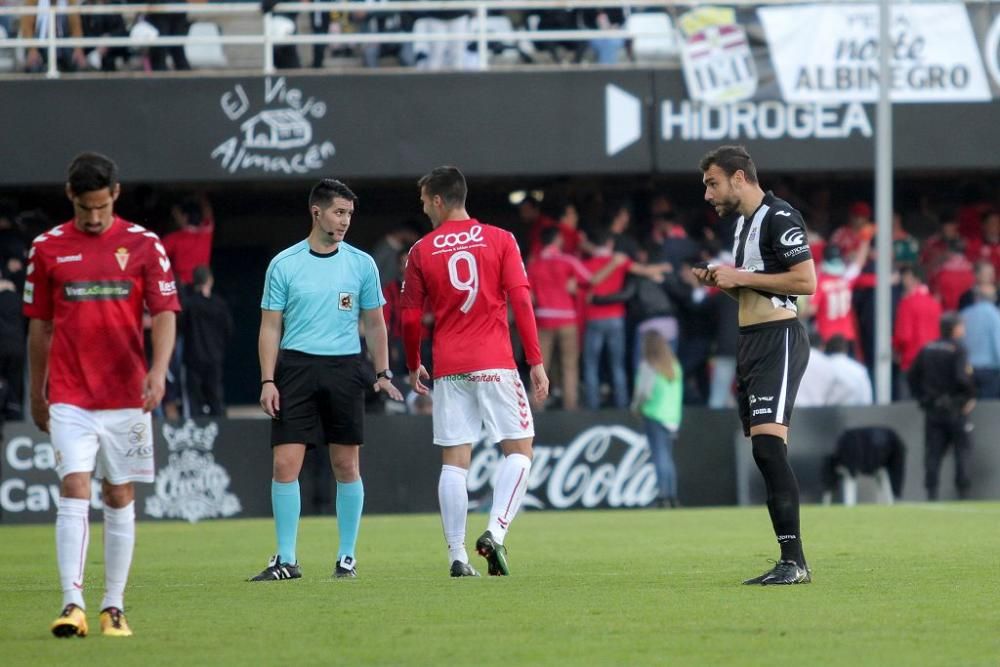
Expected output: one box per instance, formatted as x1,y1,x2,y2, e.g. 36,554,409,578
693,146,817,585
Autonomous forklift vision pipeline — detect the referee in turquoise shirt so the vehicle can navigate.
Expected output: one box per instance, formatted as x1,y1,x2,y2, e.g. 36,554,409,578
249,178,403,582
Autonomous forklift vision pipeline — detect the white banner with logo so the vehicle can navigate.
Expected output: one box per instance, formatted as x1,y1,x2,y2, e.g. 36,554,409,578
758,3,991,103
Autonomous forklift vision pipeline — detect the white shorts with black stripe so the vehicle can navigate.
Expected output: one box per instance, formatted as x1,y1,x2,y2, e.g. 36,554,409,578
431,368,534,446
735,319,810,437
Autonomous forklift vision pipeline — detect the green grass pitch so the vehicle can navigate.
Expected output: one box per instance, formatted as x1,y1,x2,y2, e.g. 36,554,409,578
1,504,998,666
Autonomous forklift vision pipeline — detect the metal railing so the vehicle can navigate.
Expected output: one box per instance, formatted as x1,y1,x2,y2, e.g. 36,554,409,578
2,0,694,78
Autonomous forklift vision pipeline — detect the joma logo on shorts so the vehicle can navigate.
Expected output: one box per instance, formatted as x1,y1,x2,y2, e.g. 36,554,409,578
125,445,153,458
752,408,773,416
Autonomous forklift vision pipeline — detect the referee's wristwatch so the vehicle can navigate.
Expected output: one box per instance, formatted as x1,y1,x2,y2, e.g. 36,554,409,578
376,369,393,381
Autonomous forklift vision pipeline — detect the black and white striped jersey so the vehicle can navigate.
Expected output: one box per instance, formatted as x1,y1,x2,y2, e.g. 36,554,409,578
732,191,813,312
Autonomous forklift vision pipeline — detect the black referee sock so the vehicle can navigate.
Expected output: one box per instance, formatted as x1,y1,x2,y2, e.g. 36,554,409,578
751,434,805,567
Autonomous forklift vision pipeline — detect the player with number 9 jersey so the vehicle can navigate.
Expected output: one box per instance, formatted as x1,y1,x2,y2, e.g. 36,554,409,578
401,219,530,377
401,166,548,580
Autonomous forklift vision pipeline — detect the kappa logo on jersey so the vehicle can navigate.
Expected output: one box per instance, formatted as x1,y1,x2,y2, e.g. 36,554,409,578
339,292,353,311
433,225,484,249
115,247,130,270
779,228,805,247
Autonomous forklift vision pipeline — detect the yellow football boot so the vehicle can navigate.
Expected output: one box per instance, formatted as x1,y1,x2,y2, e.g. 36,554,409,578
51,603,88,638
99,607,133,637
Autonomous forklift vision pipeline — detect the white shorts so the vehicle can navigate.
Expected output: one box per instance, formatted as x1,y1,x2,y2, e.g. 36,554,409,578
432,368,534,446
49,403,155,484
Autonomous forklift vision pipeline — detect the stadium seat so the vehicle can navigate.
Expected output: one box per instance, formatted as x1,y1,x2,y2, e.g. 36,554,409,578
0,25,14,72
625,12,679,62
466,15,529,65
185,21,228,69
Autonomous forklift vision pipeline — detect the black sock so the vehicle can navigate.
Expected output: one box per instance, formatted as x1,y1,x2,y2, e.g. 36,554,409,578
751,434,805,567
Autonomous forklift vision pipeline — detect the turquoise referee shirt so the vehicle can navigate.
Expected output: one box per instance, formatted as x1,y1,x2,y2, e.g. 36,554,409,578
261,240,386,356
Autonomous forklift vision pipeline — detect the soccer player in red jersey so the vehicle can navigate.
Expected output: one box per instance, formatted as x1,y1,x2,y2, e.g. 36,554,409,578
23,153,180,638
401,166,548,577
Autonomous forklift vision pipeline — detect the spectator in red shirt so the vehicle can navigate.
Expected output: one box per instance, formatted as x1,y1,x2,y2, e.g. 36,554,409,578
528,199,587,259
807,245,860,352
964,209,1000,277
893,265,943,376
519,195,557,260
929,239,976,312
830,201,874,260
581,229,632,410
919,209,963,276
581,229,666,409
162,195,215,286
528,226,625,411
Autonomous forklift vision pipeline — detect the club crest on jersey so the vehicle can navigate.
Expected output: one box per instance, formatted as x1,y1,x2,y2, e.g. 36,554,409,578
115,247,130,270
339,292,353,311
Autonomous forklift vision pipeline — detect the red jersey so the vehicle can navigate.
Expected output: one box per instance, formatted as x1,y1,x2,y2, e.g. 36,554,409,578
582,254,631,321
964,237,1000,276
23,218,181,409
893,286,942,371
812,272,857,343
929,254,976,312
162,218,214,284
401,219,529,377
527,246,591,329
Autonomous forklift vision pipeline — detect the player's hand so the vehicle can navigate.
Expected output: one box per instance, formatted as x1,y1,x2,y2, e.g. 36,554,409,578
409,365,431,396
374,377,404,402
260,382,280,419
142,370,167,413
711,265,745,290
529,364,549,403
30,393,50,433
691,265,717,286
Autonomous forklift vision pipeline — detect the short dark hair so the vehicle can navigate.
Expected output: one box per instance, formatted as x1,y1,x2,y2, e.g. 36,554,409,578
699,145,758,184
418,166,467,208
176,197,202,226
309,179,358,210
589,227,612,247
940,312,962,339
539,226,561,247
192,265,212,287
899,264,925,283
67,152,118,195
825,334,849,355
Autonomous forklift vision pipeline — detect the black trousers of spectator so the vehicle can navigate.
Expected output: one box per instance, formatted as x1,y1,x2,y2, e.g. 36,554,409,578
309,10,330,67
924,415,972,499
0,345,25,420
148,13,191,71
187,361,225,417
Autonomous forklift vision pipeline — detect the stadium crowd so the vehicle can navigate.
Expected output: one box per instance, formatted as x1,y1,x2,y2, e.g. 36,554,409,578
2,180,999,421
6,0,641,73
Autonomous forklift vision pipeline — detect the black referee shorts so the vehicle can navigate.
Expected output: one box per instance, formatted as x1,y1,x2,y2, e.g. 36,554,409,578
270,349,369,448
736,318,810,437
